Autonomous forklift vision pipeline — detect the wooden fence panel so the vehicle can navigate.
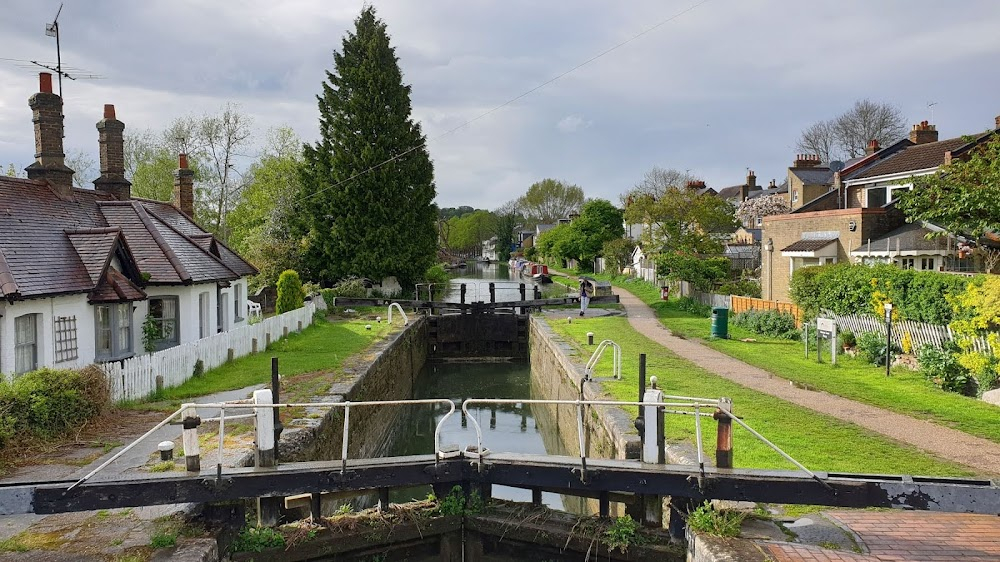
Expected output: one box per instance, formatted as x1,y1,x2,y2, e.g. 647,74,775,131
103,303,316,402
831,313,992,354
730,296,803,327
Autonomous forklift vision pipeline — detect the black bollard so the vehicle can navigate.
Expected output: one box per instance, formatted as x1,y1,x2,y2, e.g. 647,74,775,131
460,283,467,304
489,282,495,303
519,283,526,302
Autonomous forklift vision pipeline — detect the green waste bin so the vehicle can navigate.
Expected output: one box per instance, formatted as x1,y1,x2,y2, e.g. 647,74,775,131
711,307,729,339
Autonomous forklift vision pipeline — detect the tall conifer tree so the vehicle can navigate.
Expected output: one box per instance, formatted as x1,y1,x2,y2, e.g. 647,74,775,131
299,7,437,285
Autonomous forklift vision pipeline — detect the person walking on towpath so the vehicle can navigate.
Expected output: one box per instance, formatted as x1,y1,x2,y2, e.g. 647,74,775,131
579,279,592,316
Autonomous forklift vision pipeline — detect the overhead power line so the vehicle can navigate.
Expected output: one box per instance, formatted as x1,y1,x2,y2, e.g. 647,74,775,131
292,0,713,206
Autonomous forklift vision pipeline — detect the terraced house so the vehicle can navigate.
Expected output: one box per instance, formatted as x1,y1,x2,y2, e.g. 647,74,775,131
0,73,256,377
762,118,1000,302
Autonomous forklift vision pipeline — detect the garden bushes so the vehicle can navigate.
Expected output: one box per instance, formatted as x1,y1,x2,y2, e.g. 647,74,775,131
276,269,305,314
789,263,973,323
0,366,110,449
732,309,799,339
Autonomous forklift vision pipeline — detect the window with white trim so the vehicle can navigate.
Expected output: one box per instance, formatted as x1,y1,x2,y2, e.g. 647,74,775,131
900,258,915,270
921,258,935,271
14,314,39,375
199,292,210,339
233,283,244,322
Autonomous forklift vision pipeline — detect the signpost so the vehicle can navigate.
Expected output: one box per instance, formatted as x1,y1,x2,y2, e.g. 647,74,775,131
816,317,838,365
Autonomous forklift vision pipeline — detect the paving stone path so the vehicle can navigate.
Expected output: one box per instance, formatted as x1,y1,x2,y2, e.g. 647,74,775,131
614,287,1000,477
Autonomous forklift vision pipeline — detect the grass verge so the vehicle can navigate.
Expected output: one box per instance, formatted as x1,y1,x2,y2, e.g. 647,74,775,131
548,314,974,477
564,270,1000,447
128,316,394,410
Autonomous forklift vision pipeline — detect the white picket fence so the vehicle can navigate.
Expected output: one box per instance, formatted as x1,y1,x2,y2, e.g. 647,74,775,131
832,313,993,354
102,302,317,402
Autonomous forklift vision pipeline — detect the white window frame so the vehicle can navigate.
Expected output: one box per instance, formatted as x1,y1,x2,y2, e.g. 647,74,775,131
900,258,915,270
233,283,244,322
199,292,210,339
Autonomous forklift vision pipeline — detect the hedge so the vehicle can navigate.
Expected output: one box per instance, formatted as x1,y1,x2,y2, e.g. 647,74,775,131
789,263,975,324
0,367,110,449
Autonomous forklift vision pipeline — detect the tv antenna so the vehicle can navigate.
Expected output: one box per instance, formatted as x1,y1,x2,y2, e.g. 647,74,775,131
21,4,103,96
927,101,938,122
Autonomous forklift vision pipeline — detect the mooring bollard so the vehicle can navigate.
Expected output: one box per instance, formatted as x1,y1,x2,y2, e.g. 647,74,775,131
460,283,467,304
182,406,200,472
254,388,281,526
587,332,594,345
158,441,174,461
714,397,733,469
489,282,496,303
519,283,526,301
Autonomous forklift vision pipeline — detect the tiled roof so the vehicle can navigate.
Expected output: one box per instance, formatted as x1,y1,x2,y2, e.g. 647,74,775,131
0,176,254,301
66,228,121,284
89,268,146,303
851,137,968,179
781,238,837,252
790,167,834,185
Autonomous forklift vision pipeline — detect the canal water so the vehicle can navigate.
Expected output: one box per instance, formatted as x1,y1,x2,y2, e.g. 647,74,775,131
387,262,580,510
440,261,570,303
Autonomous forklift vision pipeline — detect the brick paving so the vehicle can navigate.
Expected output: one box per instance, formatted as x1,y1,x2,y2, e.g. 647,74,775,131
614,287,1000,477
766,511,1000,561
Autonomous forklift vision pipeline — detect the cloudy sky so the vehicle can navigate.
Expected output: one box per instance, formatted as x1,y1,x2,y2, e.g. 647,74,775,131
1,1,999,209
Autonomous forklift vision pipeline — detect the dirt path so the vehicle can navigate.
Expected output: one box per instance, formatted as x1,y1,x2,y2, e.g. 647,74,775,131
615,287,1000,477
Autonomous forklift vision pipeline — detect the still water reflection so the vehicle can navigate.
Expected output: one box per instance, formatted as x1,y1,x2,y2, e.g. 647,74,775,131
389,361,567,510
440,261,569,303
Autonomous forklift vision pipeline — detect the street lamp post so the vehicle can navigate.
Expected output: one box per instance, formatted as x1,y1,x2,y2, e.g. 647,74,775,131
884,302,893,377
764,238,774,299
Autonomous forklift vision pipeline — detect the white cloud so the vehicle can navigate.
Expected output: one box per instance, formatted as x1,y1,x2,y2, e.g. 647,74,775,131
556,114,592,134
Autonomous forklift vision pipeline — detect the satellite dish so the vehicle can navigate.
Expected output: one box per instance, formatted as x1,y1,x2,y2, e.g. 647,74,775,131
829,160,845,173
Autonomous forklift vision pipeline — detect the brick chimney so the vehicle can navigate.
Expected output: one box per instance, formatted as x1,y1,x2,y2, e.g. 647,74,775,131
173,154,195,218
746,170,757,188
792,154,821,168
909,121,938,145
24,73,74,196
865,139,880,156
93,104,131,200
685,180,706,189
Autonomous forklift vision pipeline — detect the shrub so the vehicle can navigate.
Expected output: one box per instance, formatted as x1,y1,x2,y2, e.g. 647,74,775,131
322,277,368,308
275,269,304,314
838,329,856,348
0,366,110,445
604,515,641,553
955,351,999,397
732,309,799,339
717,279,761,298
656,253,729,292
856,331,901,366
424,263,450,286
916,344,975,396
673,296,711,317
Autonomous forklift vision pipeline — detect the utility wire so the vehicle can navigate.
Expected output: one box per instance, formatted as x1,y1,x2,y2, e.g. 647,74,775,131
293,0,713,206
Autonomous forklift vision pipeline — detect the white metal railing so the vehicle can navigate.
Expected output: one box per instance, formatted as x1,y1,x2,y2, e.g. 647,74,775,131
387,303,409,325
68,394,829,492
101,302,316,402
585,340,621,380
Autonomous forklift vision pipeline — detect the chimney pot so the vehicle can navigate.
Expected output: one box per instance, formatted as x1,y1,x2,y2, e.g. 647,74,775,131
39,72,53,94
25,74,73,195
103,104,115,119
179,153,188,169
174,153,195,219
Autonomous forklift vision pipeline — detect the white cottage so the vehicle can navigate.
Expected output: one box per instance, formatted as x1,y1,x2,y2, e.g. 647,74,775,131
0,73,256,378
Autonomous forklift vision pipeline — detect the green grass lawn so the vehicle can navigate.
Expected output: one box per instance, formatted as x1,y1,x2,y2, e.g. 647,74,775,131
583,275,1000,446
130,316,394,409
548,315,975,477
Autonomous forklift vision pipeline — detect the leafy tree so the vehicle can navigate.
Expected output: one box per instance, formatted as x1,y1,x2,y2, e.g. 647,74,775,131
276,269,304,313
298,7,437,285
797,99,908,163
896,133,1000,241
518,179,584,224
491,200,521,262
446,210,495,254
623,170,737,255
534,223,578,265
625,167,696,199
438,206,476,220
656,253,729,291
601,237,636,274
568,199,624,270
6,163,23,177
735,194,790,226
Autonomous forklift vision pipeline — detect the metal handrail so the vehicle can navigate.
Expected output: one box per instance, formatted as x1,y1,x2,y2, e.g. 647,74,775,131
387,302,409,325
68,399,457,490
585,339,621,380
461,397,717,478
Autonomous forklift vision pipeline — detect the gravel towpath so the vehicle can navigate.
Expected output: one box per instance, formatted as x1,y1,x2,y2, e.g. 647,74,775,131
615,286,1000,477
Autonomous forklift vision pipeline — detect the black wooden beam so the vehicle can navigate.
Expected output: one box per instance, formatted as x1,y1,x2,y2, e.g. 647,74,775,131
6,454,997,516
333,296,619,310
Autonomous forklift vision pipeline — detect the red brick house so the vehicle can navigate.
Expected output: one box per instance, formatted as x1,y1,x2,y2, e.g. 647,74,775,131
0,73,256,377
762,118,1000,302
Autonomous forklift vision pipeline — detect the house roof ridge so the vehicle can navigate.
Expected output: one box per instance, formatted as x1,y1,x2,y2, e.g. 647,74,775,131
130,201,193,283
65,226,122,235
143,206,240,279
